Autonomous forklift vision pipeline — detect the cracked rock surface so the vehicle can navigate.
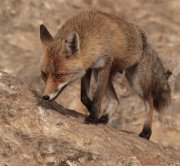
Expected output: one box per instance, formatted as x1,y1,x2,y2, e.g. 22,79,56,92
0,71,180,166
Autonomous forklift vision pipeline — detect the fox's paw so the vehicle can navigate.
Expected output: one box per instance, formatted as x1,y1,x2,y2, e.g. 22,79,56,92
99,114,109,124
139,127,152,140
84,116,99,124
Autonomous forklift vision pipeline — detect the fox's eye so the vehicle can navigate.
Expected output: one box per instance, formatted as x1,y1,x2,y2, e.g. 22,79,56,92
41,71,47,78
56,74,63,79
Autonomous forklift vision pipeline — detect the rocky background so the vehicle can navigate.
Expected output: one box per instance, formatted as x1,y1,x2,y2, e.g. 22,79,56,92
0,0,180,165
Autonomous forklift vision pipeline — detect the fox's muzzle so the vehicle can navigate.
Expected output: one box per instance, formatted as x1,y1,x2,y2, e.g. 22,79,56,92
42,82,68,102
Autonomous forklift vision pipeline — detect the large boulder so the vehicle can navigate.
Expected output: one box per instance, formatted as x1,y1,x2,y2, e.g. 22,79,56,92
0,70,180,166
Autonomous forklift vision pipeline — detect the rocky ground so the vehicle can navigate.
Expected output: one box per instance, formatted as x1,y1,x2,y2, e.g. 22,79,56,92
0,70,180,166
0,0,180,164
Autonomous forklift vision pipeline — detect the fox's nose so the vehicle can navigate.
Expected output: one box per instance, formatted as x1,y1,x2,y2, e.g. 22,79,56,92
43,95,50,100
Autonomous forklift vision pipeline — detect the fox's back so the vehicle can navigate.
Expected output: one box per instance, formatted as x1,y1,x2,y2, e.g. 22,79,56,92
55,11,143,70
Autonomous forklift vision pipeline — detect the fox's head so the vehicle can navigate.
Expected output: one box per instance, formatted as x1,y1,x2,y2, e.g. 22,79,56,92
40,24,85,102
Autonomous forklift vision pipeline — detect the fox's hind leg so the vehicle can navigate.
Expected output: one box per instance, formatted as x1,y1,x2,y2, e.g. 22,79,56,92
125,56,154,139
99,76,119,124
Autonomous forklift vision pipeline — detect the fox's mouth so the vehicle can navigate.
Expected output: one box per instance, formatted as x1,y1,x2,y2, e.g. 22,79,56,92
48,84,67,102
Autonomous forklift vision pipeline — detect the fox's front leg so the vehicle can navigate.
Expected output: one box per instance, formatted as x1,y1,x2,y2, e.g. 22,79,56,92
85,61,112,124
81,69,92,111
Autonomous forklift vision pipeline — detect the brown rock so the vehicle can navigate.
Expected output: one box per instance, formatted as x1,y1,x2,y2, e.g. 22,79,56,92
0,71,180,166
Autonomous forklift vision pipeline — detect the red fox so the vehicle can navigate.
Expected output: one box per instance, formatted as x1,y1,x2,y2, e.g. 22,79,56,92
40,10,171,139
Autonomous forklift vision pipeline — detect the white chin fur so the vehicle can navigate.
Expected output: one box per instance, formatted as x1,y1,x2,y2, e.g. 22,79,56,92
49,82,68,100
49,91,59,100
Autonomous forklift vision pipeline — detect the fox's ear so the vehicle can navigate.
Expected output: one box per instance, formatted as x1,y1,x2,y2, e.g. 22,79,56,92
64,31,79,57
40,24,53,45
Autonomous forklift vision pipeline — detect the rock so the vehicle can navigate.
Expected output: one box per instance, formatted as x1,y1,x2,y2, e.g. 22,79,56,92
0,71,180,166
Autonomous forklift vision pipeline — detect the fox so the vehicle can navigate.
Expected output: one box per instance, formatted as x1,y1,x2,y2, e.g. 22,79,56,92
39,10,171,139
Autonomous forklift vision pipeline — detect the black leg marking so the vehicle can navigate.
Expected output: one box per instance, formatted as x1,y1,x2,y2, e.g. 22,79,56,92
139,126,152,140
99,114,109,124
81,69,92,113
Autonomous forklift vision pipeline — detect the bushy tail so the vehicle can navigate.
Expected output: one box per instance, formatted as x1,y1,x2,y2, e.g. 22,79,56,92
151,51,171,112
139,28,171,112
